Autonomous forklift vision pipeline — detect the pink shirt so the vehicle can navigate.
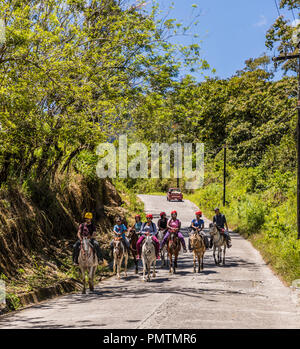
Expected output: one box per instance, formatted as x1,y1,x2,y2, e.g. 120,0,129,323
168,218,181,230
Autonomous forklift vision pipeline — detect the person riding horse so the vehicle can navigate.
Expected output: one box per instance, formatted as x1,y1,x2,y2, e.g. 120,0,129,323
188,211,210,251
157,212,168,236
136,214,160,260
128,214,143,235
210,207,232,248
72,212,102,265
160,210,187,252
110,217,130,257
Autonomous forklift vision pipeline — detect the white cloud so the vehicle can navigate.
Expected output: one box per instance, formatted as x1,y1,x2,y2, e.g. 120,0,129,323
254,15,267,27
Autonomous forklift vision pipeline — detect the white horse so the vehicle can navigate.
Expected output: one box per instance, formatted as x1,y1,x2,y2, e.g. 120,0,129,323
78,237,98,294
157,229,167,267
209,223,227,265
113,237,128,279
141,234,157,282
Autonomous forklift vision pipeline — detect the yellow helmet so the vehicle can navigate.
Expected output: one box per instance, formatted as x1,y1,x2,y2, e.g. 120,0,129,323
84,212,93,219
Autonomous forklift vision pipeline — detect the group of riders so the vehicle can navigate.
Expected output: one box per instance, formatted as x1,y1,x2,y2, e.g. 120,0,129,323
72,208,232,265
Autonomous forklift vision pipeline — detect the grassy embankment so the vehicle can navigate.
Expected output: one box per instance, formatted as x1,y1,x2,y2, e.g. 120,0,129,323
186,162,300,285
0,174,144,311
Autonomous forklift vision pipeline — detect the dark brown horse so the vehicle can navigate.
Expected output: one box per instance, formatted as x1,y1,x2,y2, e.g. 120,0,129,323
167,230,181,274
128,228,139,274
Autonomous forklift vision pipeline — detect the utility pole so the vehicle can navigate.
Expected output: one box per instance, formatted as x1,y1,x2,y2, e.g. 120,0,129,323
172,122,180,188
177,132,180,188
223,144,226,207
273,43,300,239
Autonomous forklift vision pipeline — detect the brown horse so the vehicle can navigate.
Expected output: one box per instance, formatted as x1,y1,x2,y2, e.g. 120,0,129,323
128,228,139,274
190,232,206,273
167,230,181,274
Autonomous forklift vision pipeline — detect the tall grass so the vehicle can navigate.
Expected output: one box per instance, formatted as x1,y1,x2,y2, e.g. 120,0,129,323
187,166,300,285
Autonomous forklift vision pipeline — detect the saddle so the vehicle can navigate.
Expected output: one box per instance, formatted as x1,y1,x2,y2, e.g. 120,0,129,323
216,226,225,235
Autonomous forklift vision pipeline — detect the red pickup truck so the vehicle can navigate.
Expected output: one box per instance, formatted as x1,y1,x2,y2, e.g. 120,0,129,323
167,188,183,202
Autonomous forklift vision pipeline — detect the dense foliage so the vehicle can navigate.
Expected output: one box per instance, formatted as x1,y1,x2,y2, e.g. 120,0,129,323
0,0,206,185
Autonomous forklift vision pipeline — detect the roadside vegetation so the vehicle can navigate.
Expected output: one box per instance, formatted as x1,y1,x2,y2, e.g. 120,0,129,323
0,0,299,308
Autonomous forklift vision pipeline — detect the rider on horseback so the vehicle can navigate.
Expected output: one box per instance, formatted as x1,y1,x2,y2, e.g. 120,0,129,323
129,214,143,235
72,212,102,265
210,207,232,248
188,211,210,251
160,210,187,252
157,212,168,236
136,214,160,260
110,217,130,257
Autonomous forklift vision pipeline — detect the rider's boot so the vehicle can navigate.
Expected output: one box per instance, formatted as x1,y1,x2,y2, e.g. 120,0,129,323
136,245,142,259
72,246,79,265
96,248,102,263
180,239,187,253
204,235,210,249
209,237,213,249
226,236,232,248
188,238,193,252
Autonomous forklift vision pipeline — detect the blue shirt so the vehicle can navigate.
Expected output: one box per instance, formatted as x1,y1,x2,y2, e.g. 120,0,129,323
113,224,127,239
135,221,142,232
191,218,204,229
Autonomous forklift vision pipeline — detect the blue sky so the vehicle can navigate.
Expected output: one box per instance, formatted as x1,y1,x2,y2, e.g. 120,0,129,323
134,0,298,81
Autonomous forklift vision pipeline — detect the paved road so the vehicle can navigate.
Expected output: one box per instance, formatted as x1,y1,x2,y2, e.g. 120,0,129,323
0,195,299,329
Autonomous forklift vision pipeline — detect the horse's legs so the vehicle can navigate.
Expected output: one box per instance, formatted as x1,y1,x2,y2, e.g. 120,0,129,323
198,254,201,273
213,246,218,265
193,252,196,273
124,252,128,277
117,256,121,279
142,257,146,281
201,252,204,271
173,254,177,274
133,251,138,274
169,253,172,273
223,245,226,265
81,268,86,294
146,261,150,281
152,259,156,278
89,267,94,291
113,254,116,275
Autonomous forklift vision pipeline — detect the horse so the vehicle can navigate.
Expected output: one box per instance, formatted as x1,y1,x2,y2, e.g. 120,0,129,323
157,229,167,267
128,228,139,274
190,231,206,273
209,223,227,265
167,230,181,274
78,237,98,294
141,233,156,282
113,236,128,279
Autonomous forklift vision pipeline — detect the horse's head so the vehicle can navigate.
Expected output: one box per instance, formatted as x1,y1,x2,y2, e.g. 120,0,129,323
157,230,164,241
81,237,90,254
128,228,137,240
209,223,218,237
113,236,123,256
190,233,201,249
144,235,154,255
168,231,179,249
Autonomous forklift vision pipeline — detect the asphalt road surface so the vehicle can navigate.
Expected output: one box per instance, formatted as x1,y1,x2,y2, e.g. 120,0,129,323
0,195,299,329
